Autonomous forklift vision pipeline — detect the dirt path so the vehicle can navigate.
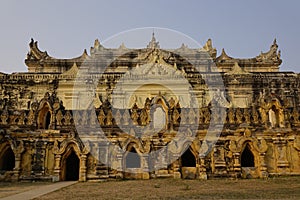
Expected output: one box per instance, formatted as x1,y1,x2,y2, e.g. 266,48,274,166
0,181,76,200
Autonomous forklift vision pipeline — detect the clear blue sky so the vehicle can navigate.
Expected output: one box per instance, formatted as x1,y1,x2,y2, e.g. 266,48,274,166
0,0,299,73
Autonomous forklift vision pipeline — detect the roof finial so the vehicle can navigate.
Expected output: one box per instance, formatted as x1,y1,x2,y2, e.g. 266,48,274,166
147,30,160,49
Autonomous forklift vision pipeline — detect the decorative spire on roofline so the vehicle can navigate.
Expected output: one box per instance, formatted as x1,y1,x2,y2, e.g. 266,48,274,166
217,48,233,61
147,32,160,49
203,38,217,59
26,38,50,60
90,38,104,55
256,38,282,63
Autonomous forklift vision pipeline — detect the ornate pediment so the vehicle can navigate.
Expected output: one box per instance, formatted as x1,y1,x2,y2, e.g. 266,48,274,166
128,62,185,79
61,62,79,77
225,62,250,75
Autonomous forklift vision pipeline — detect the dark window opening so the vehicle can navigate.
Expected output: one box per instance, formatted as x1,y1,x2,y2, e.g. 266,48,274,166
0,147,15,172
181,148,196,167
126,148,141,168
241,145,255,167
65,151,80,181
45,111,51,129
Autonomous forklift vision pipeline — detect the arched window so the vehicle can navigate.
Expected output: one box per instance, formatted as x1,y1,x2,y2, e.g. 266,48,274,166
241,144,255,167
181,148,196,167
126,148,141,168
153,107,166,130
0,147,15,173
38,103,52,129
45,111,51,129
269,105,279,128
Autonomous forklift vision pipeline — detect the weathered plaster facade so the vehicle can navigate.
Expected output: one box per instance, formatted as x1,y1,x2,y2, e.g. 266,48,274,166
0,36,300,181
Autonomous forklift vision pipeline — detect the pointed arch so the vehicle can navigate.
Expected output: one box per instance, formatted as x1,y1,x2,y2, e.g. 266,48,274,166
60,144,81,181
37,102,52,129
124,143,141,169
268,98,284,128
181,148,196,167
153,106,166,130
151,95,169,111
64,150,80,181
0,144,15,173
179,141,198,179
126,147,141,168
151,96,169,130
180,141,198,167
53,138,88,181
241,143,255,167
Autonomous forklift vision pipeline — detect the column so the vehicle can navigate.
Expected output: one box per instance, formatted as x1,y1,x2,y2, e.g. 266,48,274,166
141,155,149,179
53,154,61,181
79,154,87,182
273,134,289,174
198,156,207,180
12,153,21,181
258,152,268,178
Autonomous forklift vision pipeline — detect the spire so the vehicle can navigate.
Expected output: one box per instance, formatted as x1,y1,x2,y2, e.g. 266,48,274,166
271,38,278,49
94,39,100,49
203,38,217,59
90,38,104,55
119,42,127,49
273,38,277,46
147,32,160,49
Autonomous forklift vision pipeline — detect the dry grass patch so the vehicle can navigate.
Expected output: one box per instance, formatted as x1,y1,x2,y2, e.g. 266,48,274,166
34,176,300,199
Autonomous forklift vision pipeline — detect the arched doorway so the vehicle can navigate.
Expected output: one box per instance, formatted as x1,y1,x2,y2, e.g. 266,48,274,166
64,151,80,181
124,146,143,179
181,148,196,167
180,148,197,179
0,146,15,173
126,148,141,169
241,144,254,167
